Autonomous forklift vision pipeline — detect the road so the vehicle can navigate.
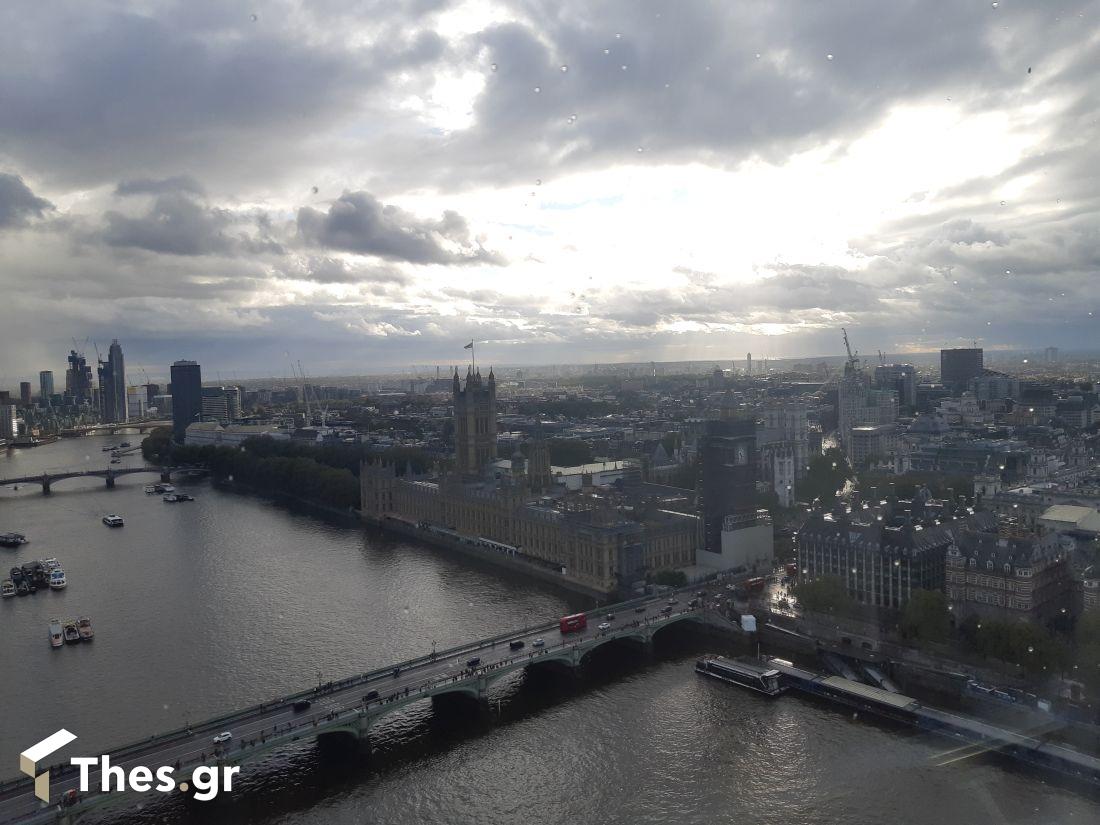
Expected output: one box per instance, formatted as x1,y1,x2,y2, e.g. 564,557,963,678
0,589,714,823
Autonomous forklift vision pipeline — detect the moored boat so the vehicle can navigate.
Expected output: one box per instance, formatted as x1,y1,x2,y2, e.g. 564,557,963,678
102,514,124,527
77,617,94,641
62,620,80,644
49,619,64,648
44,558,61,571
0,533,27,548
1,580,14,598
49,570,67,590
695,656,786,696
144,485,157,494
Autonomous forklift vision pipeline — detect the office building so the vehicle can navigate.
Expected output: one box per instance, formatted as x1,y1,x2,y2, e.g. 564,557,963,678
19,382,31,406
200,386,241,425
144,383,160,408
170,360,203,442
798,491,992,609
1044,346,1059,364
838,369,898,455
873,363,916,409
38,371,54,402
946,519,1071,623
152,394,173,416
0,405,18,440
97,339,127,423
941,348,983,394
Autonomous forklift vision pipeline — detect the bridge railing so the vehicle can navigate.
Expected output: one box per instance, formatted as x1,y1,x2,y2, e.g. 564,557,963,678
0,587,716,796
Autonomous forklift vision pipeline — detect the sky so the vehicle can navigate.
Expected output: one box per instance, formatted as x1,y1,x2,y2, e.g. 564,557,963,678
0,0,1098,382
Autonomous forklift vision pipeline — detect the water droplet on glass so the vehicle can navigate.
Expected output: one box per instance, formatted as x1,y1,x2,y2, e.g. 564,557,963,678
535,179,541,186
311,185,319,195
755,53,761,59
704,65,711,72
490,63,498,72
603,48,610,55
991,2,998,7
827,54,834,61
615,33,622,39
250,13,258,22
1005,269,1011,275
636,146,644,153
560,65,568,73
621,64,628,71
953,280,959,285
999,200,1006,206
567,114,577,123
533,86,541,93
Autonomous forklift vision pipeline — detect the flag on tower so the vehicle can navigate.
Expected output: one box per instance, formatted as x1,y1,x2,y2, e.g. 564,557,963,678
464,341,474,350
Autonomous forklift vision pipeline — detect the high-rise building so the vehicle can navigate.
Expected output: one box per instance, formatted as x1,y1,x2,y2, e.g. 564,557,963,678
97,339,127,423
38,370,54,402
838,368,897,455
453,367,496,476
873,363,916,409
144,383,160,408
65,350,94,403
698,417,758,557
940,347,983,394
19,382,31,406
170,360,203,442
199,386,241,424
0,405,18,440
1044,346,1060,364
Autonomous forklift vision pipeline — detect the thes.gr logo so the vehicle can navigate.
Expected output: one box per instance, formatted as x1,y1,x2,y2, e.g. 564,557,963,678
20,729,77,802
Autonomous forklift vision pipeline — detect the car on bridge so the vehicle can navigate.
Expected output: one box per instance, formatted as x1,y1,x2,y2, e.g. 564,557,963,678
598,622,612,631
365,690,379,701
212,731,233,744
634,605,647,613
509,640,525,650
533,638,545,648
467,656,481,667
293,699,312,712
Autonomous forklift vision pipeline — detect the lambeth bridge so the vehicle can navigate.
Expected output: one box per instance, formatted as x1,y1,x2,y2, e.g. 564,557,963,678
0,466,184,495
0,592,739,824
57,420,171,438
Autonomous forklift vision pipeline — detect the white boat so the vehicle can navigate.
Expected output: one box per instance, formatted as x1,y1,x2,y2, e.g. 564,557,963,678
159,484,175,493
163,493,180,502
77,616,94,641
102,514,124,527
44,558,61,571
143,485,157,494
49,570,67,590
49,619,64,648
1,580,14,598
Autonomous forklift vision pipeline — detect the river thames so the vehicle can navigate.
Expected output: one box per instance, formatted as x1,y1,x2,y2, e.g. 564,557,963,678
0,436,1095,824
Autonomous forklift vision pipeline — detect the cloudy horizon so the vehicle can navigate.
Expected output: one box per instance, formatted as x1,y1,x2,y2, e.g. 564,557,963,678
1,0,1097,384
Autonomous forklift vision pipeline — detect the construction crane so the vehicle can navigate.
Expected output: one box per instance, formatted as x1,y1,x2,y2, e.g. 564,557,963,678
841,327,860,376
878,349,887,365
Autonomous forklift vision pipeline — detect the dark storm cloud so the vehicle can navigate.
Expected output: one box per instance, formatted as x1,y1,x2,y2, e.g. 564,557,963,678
0,173,52,227
115,176,206,197
0,0,447,189
297,191,504,265
98,192,284,257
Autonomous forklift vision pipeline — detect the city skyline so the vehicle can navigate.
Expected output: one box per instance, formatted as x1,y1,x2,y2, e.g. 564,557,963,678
1,1,1098,376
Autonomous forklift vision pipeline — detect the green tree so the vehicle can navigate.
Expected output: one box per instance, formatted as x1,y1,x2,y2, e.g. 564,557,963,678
800,448,852,506
651,569,687,587
793,575,854,615
900,589,951,643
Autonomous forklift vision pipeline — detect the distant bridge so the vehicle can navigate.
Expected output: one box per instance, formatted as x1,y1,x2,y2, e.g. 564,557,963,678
58,420,171,438
0,466,186,494
0,593,735,824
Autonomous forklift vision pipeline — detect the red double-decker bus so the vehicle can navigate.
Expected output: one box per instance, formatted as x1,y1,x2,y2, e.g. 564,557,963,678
559,613,587,634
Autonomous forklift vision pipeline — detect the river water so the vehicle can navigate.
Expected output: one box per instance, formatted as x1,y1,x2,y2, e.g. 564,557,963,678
0,436,1095,824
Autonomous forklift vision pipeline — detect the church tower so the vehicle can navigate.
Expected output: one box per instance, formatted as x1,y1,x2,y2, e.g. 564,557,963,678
453,366,497,477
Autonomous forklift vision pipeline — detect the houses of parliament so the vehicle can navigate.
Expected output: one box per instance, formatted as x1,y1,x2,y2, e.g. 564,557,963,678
361,367,699,595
